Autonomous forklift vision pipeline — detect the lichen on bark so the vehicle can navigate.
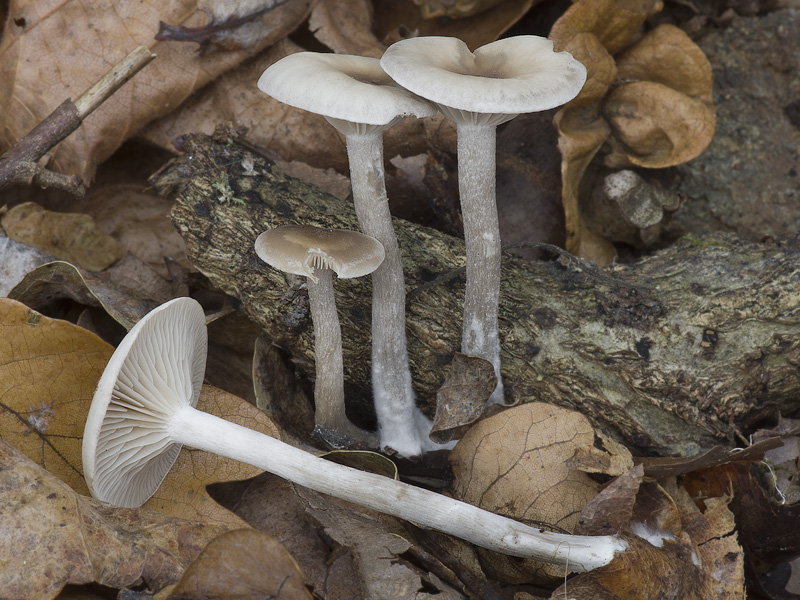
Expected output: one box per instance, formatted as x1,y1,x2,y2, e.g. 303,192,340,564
154,129,800,456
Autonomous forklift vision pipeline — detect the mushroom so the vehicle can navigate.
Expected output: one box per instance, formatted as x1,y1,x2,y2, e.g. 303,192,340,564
381,36,587,404
254,225,384,446
83,296,627,571
258,53,443,456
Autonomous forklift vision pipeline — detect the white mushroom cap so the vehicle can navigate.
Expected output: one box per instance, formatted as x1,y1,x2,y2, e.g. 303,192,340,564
255,225,385,282
380,36,587,124
257,53,437,135
83,297,207,507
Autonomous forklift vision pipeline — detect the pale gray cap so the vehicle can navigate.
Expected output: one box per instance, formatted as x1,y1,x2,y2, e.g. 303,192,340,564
255,225,385,282
258,52,437,135
82,297,207,508
380,36,587,125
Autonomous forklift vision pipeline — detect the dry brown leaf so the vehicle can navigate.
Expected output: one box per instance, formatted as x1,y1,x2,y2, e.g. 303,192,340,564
430,352,496,444
78,183,190,277
296,487,466,599
0,0,311,183
554,106,617,265
141,38,433,173
551,468,744,599
0,438,222,600
207,472,367,599
8,258,180,330
449,402,632,582
309,0,384,58
549,0,662,55
550,0,715,261
413,0,509,19
603,81,717,169
554,478,744,599
557,32,617,108
165,529,312,600
615,24,713,102
374,0,534,51
0,298,280,529
1,202,122,271
0,297,114,495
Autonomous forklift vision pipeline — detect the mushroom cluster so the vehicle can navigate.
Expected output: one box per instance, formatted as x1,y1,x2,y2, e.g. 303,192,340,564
255,36,586,452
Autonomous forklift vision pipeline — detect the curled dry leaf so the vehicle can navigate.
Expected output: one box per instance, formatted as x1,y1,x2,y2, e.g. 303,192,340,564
550,1,715,263
165,529,312,600
430,352,497,444
554,106,617,265
413,0,509,19
448,402,632,582
553,475,744,599
0,0,310,183
603,81,716,169
8,257,180,330
0,438,222,600
549,0,660,56
1,202,121,271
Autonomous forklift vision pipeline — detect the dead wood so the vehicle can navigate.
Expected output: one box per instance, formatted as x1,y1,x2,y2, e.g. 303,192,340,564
154,128,800,456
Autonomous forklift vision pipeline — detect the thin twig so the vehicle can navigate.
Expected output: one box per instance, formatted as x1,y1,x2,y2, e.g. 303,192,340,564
0,45,155,197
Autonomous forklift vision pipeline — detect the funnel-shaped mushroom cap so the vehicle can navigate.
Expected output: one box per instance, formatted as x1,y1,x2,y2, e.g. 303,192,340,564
380,36,587,120
257,52,437,133
255,225,385,282
83,297,207,507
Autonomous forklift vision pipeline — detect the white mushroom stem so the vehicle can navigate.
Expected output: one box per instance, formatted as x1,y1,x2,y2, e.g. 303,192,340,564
457,122,504,404
167,404,627,572
306,268,376,444
345,131,441,455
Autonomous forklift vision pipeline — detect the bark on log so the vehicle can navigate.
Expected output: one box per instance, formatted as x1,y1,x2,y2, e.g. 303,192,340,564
155,129,800,456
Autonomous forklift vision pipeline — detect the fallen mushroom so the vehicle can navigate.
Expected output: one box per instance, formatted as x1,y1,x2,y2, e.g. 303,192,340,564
257,52,443,456
83,297,627,572
381,36,587,404
254,225,384,446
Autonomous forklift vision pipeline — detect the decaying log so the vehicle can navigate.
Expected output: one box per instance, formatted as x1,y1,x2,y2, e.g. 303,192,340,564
154,129,800,456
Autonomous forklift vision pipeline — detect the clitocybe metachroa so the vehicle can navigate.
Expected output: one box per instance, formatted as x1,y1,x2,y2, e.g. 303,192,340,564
381,36,587,405
257,52,443,456
255,225,384,446
83,297,627,572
